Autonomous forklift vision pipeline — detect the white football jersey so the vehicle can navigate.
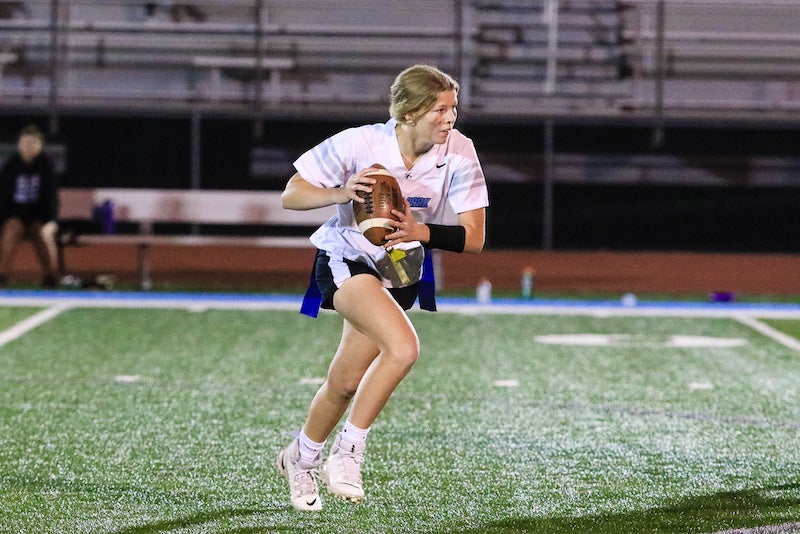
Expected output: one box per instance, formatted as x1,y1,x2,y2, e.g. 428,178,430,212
294,118,488,265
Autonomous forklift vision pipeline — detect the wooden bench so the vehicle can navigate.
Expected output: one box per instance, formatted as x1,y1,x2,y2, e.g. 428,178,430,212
58,187,335,289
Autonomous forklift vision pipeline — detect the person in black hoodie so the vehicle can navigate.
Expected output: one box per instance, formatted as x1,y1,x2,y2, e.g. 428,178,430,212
0,124,60,288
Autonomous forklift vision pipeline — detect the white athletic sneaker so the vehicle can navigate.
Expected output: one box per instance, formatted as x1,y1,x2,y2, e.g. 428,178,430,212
275,439,322,511
320,435,366,503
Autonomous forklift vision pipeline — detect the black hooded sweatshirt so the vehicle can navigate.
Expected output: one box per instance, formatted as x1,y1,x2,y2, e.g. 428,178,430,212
0,152,58,223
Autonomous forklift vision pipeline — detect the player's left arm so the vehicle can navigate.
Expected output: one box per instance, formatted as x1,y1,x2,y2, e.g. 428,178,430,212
387,202,485,254
456,207,486,254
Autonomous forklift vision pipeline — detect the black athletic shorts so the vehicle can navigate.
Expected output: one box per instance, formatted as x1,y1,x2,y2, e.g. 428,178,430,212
314,249,419,311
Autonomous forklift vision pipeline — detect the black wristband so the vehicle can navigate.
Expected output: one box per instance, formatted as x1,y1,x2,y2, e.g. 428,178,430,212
426,224,466,253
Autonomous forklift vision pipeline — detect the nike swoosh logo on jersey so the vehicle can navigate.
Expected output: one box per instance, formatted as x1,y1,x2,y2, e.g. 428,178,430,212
435,162,446,168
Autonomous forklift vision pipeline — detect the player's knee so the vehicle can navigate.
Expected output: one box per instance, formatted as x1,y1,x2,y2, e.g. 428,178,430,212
325,374,360,402
386,338,420,371
338,378,361,400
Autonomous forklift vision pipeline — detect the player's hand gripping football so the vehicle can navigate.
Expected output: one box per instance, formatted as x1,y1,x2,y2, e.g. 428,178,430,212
341,167,380,204
385,200,423,248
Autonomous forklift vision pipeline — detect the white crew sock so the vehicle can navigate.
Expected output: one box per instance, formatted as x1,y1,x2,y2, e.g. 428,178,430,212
340,420,370,445
298,428,325,463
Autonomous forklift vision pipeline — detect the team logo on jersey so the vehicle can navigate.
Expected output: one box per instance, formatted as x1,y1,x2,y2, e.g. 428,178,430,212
407,197,430,208
14,174,41,204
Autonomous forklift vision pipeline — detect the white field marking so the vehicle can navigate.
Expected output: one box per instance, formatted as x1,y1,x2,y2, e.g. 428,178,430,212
688,381,714,390
114,375,141,383
536,333,613,346
0,304,72,348
534,334,747,348
734,314,800,353
669,335,747,348
299,377,325,385
493,379,519,387
709,521,800,534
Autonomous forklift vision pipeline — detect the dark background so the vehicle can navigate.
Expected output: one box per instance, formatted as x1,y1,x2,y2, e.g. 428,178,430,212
1,113,798,253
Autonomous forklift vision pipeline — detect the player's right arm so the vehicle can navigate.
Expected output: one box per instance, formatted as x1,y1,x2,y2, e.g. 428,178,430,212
281,171,375,211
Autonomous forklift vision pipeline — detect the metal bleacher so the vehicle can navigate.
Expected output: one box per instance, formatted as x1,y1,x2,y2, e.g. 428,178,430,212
0,1,799,123
620,0,800,118
469,0,630,113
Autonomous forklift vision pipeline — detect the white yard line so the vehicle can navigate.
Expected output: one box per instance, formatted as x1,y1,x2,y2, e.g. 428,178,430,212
0,304,72,348
734,314,800,353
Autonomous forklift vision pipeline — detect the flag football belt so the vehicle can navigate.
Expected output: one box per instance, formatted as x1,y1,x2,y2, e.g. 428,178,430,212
300,247,437,317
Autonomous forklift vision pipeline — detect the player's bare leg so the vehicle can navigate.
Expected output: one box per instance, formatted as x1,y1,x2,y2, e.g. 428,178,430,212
302,274,418,439
301,322,377,442
330,273,419,429
309,274,419,502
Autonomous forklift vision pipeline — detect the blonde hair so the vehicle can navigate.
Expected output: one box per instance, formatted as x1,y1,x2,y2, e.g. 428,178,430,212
389,65,459,124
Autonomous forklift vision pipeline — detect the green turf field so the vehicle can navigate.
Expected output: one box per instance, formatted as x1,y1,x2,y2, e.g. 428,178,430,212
0,294,799,533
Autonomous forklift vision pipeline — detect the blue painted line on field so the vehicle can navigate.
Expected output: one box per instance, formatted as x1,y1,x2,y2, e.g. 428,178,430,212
453,296,800,313
1,288,799,315
423,294,800,313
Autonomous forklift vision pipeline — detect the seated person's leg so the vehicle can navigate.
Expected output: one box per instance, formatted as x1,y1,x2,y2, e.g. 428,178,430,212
0,217,25,285
28,220,60,288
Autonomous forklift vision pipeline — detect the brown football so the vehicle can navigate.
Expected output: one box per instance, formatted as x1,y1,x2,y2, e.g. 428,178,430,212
353,163,404,246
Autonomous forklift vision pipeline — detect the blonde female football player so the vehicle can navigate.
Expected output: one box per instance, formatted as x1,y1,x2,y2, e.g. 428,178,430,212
277,64,489,511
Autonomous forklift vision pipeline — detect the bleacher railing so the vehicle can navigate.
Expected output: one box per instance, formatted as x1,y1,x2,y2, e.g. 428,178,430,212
0,0,799,123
